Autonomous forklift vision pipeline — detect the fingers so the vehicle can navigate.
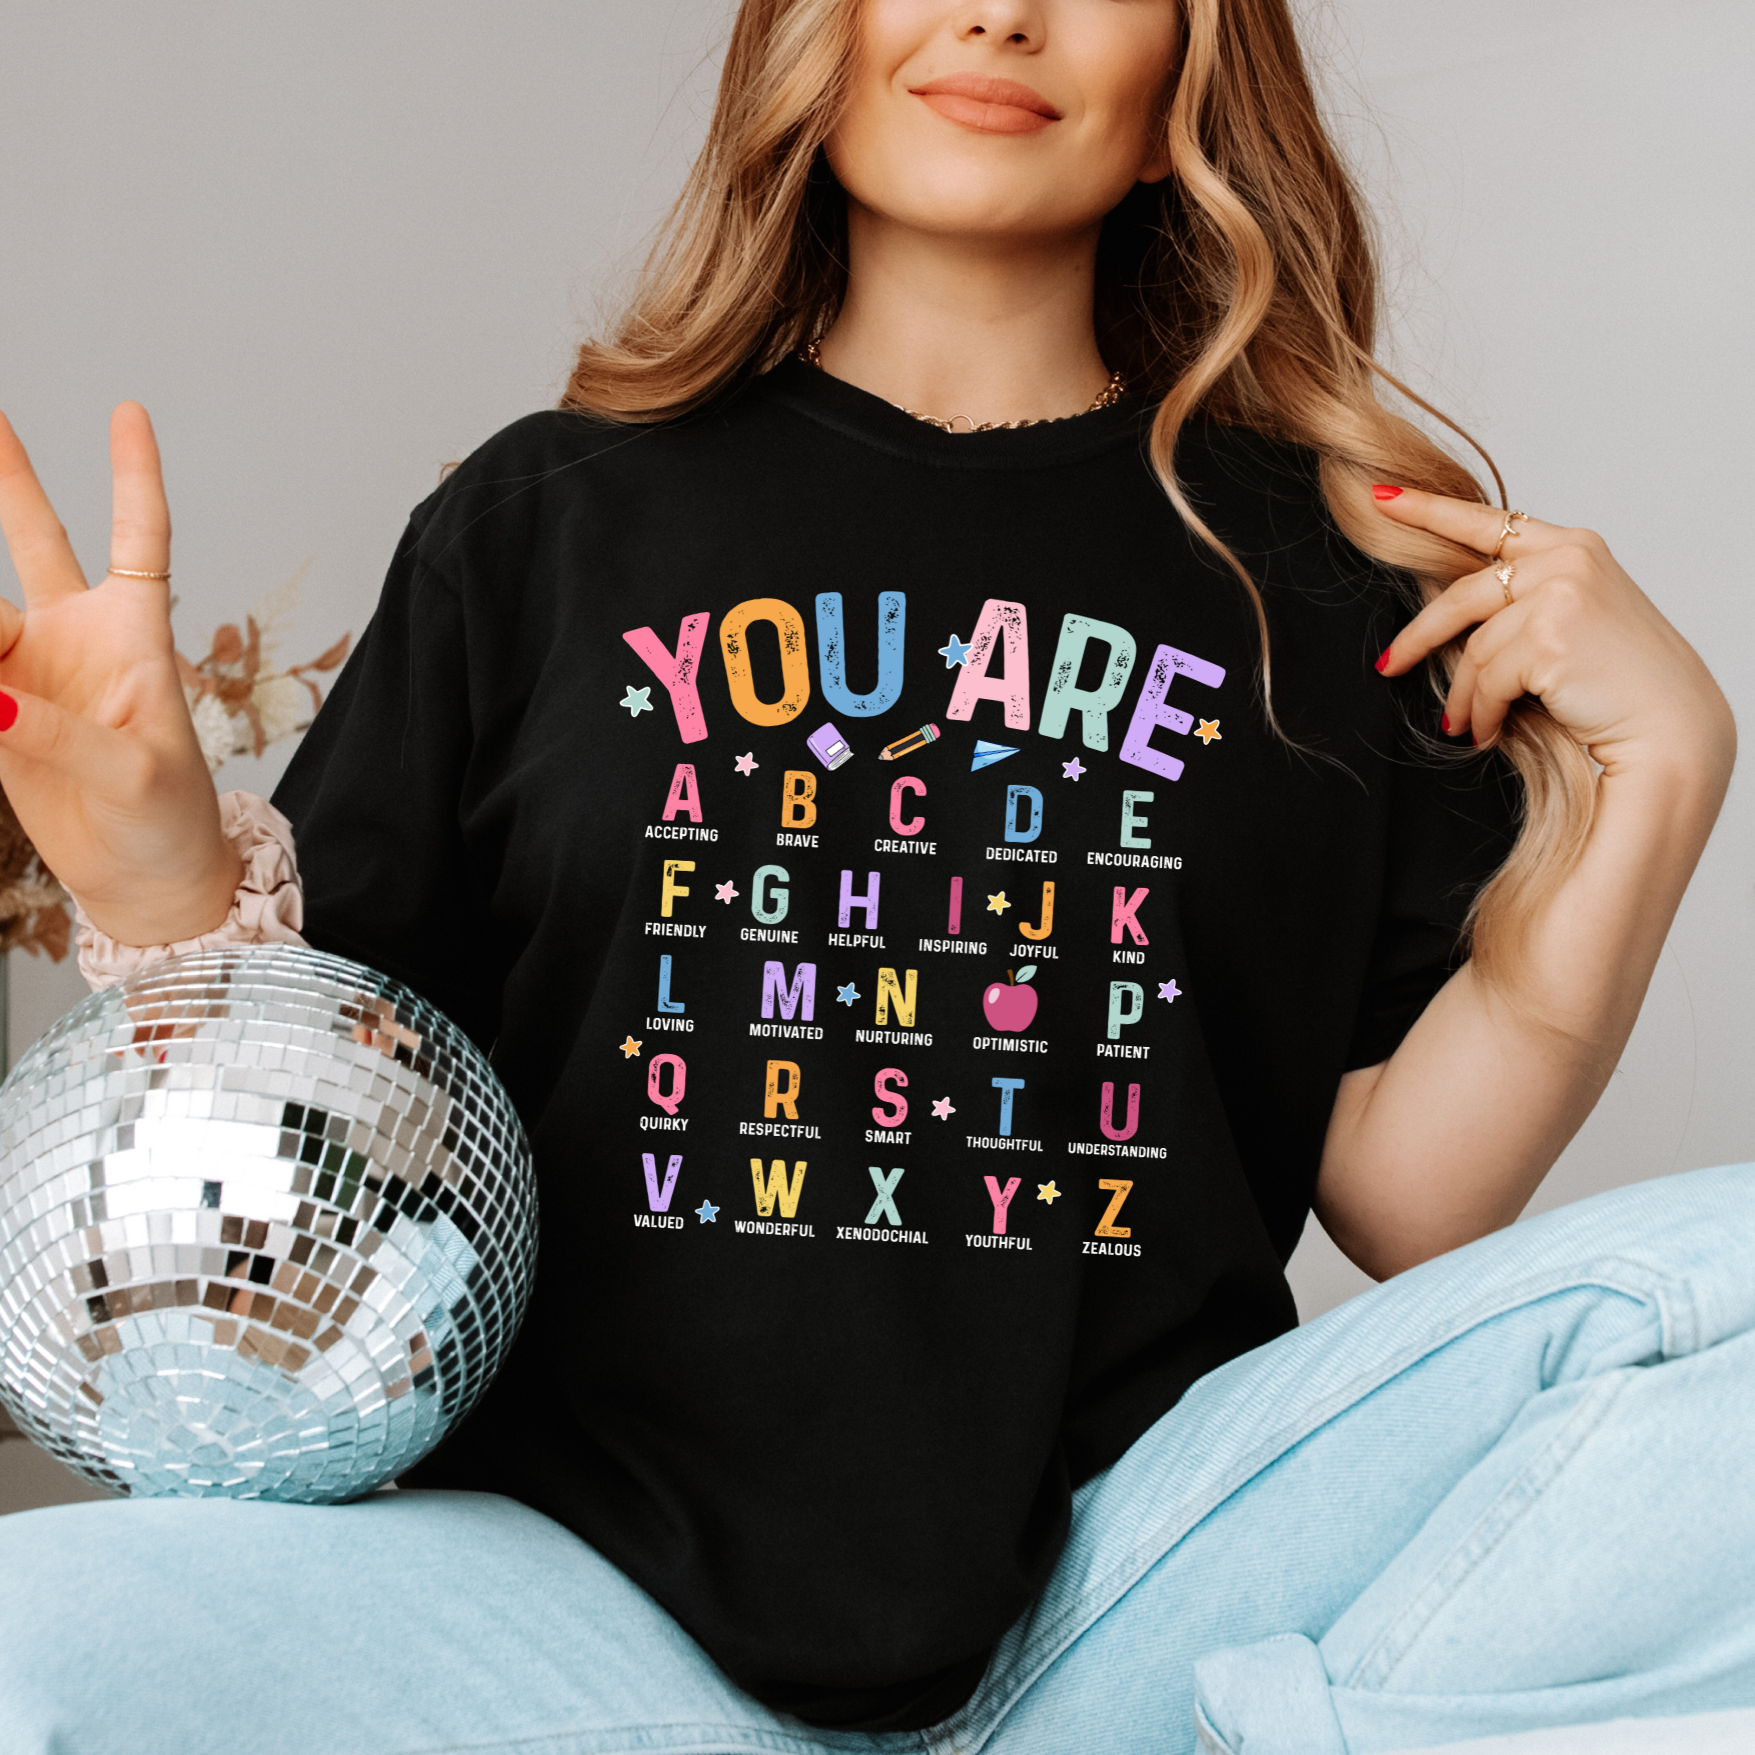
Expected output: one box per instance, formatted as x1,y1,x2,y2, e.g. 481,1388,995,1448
109,403,171,581
1378,557,1536,675
1440,599,1530,743
0,680,145,794
1370,485,1562,562
0,411,89,606
0,597,22,659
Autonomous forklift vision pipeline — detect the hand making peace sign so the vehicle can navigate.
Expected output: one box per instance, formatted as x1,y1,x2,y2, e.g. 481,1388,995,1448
1370,487,1734,777
0,403,241,944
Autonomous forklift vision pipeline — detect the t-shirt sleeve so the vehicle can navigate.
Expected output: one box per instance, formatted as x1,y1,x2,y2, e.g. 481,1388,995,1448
269,516,506,1051
1344,730,1524,1072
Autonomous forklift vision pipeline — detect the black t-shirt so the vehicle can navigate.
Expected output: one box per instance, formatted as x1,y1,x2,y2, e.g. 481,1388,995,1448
272,360,1520,1730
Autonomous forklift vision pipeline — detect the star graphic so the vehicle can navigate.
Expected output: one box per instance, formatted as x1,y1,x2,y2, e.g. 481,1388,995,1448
715,881,739,903
1195,719,1222,745
734,751,758,776
619,1036,643,1058
1061,758,1086,781
619,686,653,717
694,1199,719,1224
931,1097,956,1120
1158,980,1182,1003
837,983,861,1006
938,633,972,668
1037,1181,1061,1204
986,891,1010,915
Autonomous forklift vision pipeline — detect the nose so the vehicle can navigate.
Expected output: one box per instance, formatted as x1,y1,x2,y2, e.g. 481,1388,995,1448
955,0,1044,49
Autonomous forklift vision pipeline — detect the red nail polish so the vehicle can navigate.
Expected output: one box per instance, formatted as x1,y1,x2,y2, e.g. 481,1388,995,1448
1374,648,1392,673
1440,713,1450,734
0,692,16,732
1372,484,1403,501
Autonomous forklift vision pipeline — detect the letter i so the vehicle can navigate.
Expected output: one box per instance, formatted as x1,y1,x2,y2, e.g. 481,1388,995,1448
948,876,963,936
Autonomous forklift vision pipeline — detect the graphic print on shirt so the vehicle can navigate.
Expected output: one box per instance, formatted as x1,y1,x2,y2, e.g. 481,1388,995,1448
623,593,1217,1258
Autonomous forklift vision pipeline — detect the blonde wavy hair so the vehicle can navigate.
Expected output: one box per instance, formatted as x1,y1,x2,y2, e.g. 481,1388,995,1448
562,0,1595,983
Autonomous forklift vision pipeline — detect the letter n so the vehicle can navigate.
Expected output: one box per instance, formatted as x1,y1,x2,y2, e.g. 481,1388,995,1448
874,968,918,1027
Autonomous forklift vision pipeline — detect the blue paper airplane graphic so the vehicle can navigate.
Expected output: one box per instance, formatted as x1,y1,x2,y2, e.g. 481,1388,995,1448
970,741,1020,772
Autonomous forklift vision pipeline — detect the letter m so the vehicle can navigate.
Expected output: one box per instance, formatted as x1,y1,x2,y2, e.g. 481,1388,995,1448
761,961,817,1021
750,1159,808,1218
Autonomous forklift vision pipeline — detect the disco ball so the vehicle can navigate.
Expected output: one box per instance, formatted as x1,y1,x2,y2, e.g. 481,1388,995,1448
0,944,536,1502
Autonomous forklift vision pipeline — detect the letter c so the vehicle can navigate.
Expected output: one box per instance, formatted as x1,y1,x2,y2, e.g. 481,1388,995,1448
889,776,927,836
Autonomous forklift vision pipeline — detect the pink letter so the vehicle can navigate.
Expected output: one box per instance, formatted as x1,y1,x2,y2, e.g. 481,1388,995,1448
948,876,963,936
872,1068,909,1127
889,775,927,836
946,600,1031,730
985,1174,1021,1235
1119,643,1224,781
1099,1082,1141,1142
662,763,702,823
1110,887,1150,946
647,1053,687,1115
625,615,711,744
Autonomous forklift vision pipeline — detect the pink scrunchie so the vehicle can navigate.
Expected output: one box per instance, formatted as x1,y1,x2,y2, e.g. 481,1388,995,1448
74,790,306,991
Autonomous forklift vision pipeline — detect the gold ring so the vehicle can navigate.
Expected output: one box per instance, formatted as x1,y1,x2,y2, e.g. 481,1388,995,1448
109,566,171,581
1490,510,1528,564
1495,562,1517,606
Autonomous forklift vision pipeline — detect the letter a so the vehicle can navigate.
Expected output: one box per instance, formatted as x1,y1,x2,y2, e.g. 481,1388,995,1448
661,764,702,823
946,599,1031,730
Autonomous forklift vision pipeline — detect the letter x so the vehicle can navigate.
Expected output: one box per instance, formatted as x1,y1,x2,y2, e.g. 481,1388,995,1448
865,1166,905,1227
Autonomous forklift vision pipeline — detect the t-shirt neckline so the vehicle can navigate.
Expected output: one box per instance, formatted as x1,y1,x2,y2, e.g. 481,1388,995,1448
753,354,1150,472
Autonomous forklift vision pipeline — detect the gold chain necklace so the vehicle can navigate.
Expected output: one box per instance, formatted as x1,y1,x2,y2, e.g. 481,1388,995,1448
799,338,1126,433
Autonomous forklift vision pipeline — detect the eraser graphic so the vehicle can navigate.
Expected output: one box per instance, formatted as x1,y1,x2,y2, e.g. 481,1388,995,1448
807,722,854,771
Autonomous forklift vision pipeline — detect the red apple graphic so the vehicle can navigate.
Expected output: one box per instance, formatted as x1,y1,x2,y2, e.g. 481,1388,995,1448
982,967,1038,1033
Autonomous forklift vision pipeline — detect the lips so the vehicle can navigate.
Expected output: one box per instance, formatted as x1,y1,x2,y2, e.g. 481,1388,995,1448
909,73,1062,136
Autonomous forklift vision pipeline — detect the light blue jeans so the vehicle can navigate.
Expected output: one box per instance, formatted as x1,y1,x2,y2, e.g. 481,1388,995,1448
3,1164,1754,1755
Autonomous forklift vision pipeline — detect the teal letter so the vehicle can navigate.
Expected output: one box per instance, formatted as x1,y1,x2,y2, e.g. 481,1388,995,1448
1107,981,1145,1040
1037,614,1138,750
752,865,790,924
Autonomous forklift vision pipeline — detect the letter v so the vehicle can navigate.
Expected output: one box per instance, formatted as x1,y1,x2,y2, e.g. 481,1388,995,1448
643,1153,683,1212
625,615,711,743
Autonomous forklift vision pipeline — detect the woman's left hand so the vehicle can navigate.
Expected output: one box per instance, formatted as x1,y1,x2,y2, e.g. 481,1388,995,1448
1370,488,1734,781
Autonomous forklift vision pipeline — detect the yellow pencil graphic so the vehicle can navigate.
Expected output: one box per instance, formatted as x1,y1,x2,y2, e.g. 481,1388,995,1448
878,723,941,762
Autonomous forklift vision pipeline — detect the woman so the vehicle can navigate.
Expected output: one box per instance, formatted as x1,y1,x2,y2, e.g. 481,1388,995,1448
0,0,1746,1749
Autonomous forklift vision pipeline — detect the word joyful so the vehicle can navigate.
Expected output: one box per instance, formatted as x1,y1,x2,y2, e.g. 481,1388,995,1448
625,595,1223,783
635,1153,1138,1240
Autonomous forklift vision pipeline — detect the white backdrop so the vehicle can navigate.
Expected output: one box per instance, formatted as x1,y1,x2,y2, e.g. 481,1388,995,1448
2,0,1749,1319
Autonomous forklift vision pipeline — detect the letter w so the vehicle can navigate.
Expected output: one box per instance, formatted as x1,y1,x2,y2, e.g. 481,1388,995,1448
750,1159,808,1218
761,961,817,1020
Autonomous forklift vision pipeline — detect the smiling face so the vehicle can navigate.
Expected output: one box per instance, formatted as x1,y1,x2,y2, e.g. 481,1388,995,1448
826,0,1183,245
